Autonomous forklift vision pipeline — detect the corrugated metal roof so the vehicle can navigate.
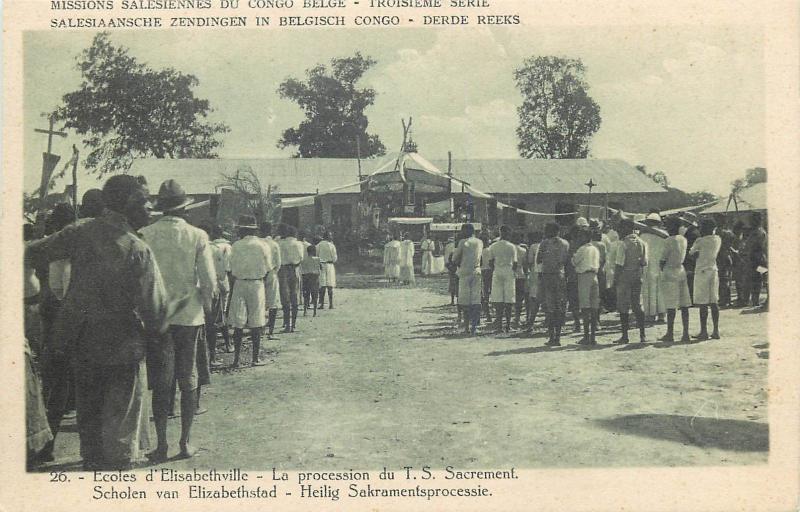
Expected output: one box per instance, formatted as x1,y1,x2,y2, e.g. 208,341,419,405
129,156,664,196
427,159,666,194
128,158,365,195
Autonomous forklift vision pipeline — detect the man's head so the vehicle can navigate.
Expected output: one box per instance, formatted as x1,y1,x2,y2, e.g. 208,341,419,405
750,211,763,228
664,216,681,236
324,230,332,241
307,245,316,257
700,218,717,236
102,175,151,230
286,225,297,238
464,223,475,238
153,179,193,215
211,224,225,240
618,218,635,237
45,202,76,235
544,222,560,238
80,188,105,218
260,222,272,238
499,225,511,240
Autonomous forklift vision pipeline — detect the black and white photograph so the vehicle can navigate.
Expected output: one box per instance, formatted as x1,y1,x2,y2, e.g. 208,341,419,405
4,2,798,508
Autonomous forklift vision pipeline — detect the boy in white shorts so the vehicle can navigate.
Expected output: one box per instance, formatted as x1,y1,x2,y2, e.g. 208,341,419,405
689,218,722,340
228,215,272,367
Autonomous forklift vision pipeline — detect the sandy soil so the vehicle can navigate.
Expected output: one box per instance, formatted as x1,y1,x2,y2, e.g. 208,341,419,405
40,272,768,471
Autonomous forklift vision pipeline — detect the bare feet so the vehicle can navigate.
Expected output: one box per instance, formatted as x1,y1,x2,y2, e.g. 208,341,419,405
146,447,168,463
177,444,198,459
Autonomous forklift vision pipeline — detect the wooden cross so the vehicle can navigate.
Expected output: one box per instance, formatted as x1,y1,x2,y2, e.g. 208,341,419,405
585,178,597,218
35,115,67,154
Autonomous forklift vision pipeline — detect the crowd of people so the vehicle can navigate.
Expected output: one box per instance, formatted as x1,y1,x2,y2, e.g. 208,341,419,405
398,210,768,346
23,176,339,471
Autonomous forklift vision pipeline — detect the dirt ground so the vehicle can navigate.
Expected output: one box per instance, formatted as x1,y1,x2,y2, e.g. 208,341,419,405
40,272,768,471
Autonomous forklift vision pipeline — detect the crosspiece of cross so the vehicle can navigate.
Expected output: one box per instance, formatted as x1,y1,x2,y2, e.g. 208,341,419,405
35,116,67,153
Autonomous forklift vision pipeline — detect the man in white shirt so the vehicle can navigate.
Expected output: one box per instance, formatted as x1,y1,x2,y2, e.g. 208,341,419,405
480,233,494,323
452,224,483,334
420,235,435,276
202,223,233,361
140,179,216,462
487,225,519,332
260,223,282,338
229,215,272,365
689,218,722,340
571,229,601,345
514,236,528,327
278,224,305,332
525,231,543,331
659,216,692,342
316,231,338,309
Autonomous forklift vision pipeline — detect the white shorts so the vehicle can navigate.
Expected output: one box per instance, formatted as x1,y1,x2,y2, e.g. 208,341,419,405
228,279,266,328
264,271,280,310
490,270,516,304
319,263,336,288
692,268,719,305
661,269,692,309
457,273,482,305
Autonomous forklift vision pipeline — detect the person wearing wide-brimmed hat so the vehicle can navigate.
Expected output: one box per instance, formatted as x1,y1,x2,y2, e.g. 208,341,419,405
140,179,216,462
229,214,272,363
640,212,666,323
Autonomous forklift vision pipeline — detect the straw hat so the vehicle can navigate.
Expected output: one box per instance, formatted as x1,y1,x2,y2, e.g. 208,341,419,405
153,179,194,212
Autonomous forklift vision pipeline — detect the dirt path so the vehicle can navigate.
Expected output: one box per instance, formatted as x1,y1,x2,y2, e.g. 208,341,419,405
43,273,768,471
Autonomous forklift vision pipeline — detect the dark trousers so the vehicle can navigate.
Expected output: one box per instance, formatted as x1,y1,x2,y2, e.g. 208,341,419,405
278,266,299,307
75,361,146,468
41,349,73,449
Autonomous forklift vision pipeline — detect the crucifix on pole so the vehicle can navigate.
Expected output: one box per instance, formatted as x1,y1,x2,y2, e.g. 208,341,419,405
35,115,67,155
34,114,68,227
585,178,597,219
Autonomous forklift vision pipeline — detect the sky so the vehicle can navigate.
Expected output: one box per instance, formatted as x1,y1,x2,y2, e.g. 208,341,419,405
23,25,764,196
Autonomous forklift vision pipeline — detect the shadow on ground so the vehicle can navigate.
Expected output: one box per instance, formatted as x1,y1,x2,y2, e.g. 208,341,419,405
595,414,769,452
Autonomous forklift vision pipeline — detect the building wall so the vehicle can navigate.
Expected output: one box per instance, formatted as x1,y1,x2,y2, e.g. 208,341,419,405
492,192,667,231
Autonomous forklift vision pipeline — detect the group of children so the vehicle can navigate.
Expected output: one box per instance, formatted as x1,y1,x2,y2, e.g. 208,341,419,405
203,215,339,368
442,210,767,346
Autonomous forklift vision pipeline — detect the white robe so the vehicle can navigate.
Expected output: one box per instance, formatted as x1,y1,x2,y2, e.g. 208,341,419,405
640,232,666,316
399,240,416,284
383,241,401,279
420,239,434,275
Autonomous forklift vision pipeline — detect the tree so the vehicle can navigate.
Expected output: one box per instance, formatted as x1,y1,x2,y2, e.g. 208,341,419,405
218,167,281,226
514,56,601,159
635,165,669,188
53,33,229,176
688,191,719,206
278,53,386,158
731,167,766,194
745,167,766,186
